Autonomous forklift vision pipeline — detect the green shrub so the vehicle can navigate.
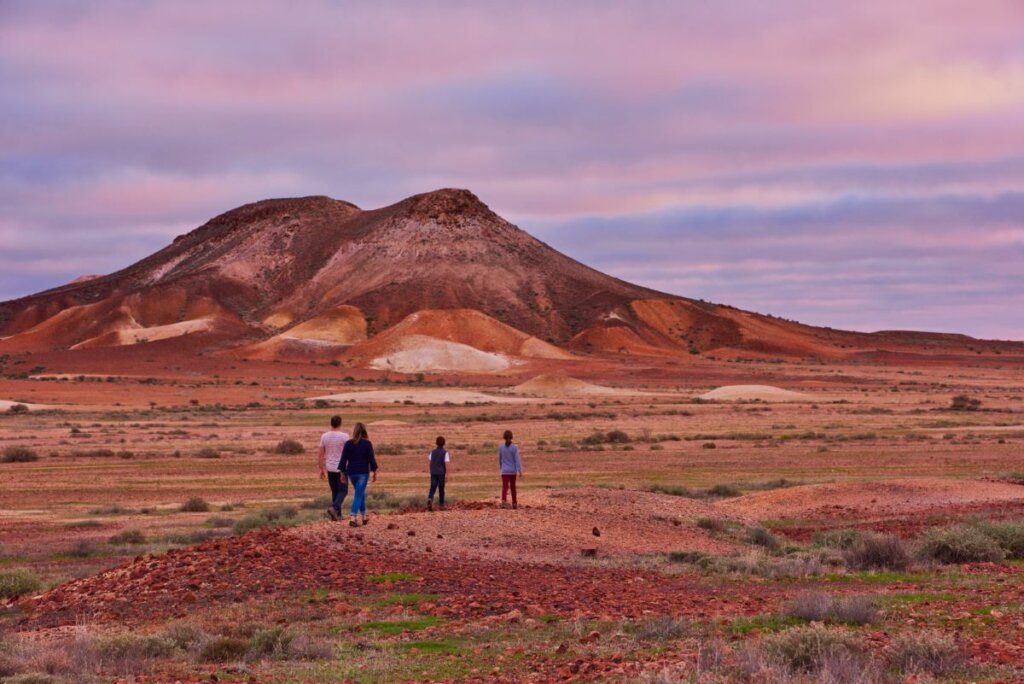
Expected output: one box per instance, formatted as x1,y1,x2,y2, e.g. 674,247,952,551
2,446,38,463
918,525,1005,564
199,636,249,663
813,529,860,550
108,529,147,545
0,569,42,599
747,527,780,550
248,626,293,657
888,630,964,676
843,533,912,571
971,520,1024,559
273,439,303,455
761,624,863,673
162,623,206,650
180,497,211,513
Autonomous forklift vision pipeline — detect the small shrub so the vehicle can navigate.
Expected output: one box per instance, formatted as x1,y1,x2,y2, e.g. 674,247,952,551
205,516,235,528
949,394,981,411
108,529,146,545
701,442,716,449
605,430,631,444
301,495,332,510
273,439,303,455
706,483,741,498
668,550,709,565
94,633,175,661
2,446,38,463
813,529,860,550
644,483,697,498
789,593,877,625
248,626,293,657
162,623,206,650
843,533,912,571
761,624,864,673
68,540,100,558
199,636,249,663
747,527,780,550
696,517,728,533
233,505,298,534
194,447,220,459
180,497,211,513
888,630,964,676
0,569,42,599
917,524,1005,564
629,616,689,641
7,403,29,414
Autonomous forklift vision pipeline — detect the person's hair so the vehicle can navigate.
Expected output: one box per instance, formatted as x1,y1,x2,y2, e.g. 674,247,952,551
330,415,342,428
503,429,513,442
351,422,368,443
436,435,445,447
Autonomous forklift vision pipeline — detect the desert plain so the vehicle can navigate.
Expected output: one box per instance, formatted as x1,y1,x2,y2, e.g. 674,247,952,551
2,344,1023,683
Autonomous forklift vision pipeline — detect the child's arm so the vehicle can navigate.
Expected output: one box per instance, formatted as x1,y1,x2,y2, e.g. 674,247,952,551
318,443,326,479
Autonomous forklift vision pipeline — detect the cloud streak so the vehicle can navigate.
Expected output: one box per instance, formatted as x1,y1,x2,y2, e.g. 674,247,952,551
0,1,1022,339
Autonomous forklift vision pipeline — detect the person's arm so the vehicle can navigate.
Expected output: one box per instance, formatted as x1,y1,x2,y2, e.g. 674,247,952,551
515,445,523,477
318,443,326,479
368,441,378,482
445,451,451,481
339,442,350,476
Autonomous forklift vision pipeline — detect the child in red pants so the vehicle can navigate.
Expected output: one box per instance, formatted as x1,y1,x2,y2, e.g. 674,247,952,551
498,429,523,509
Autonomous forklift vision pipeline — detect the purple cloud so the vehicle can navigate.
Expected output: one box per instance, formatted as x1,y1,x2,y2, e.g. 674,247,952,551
1,1,1022,339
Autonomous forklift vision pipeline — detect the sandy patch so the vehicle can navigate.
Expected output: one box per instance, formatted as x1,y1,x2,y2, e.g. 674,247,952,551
718,478,1024,521
0,399,51,411
510,373,640,397
368,419,410,426
71,317,216,350
698,385,811,402
310,388,531,405
369,335,514,373
292,486,750,564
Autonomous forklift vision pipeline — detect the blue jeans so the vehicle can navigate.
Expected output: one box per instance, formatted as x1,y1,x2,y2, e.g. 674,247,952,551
327,471,348,514
349,473,369,517
428,473,445,505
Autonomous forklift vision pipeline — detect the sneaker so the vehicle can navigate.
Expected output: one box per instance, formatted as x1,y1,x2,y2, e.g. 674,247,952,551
427,500,433,512
348,519,359,528
439,504,446,511
326,507,339,521
361,517,369,526
500,502,508,509
512,503,518,510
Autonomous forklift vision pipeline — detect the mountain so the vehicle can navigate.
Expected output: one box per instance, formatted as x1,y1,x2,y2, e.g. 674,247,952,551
1,189,1020,370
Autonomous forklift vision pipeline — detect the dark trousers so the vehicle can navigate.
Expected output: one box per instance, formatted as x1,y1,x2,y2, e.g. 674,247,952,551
501,474,517,504
327,471,348,514
428,473,446,505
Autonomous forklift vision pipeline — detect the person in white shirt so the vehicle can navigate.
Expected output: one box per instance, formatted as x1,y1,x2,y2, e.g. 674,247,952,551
426,435,451,511
318,415,350,521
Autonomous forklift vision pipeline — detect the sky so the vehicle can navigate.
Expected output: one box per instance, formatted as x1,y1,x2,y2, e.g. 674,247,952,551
1,1,1022,340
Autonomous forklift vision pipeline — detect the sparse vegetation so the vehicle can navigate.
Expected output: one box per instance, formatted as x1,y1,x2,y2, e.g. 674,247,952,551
273,439,303,454
843,532,912,571
949,394,981,411
180,497,211,513
917,524,1006,564
2,446,38,463
0,569,42,599
108,529,147,545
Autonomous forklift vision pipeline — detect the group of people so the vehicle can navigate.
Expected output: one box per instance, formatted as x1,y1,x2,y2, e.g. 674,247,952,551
317,416,525,526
